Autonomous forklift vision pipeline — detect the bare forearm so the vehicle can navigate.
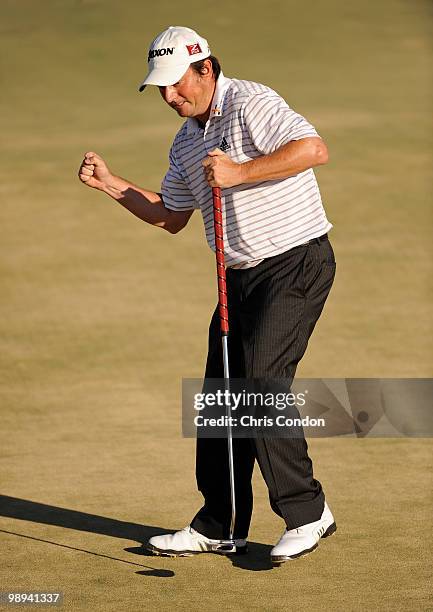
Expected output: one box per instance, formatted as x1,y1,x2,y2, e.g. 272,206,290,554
240,137,329,183
100,174,168,226
79,151,193,233
101,175,192,233
204,137,329,188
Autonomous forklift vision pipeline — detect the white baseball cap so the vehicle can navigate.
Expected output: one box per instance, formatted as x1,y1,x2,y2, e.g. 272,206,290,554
138,26,211,91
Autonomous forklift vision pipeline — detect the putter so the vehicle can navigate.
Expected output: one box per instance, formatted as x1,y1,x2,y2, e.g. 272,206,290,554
211,186,237,554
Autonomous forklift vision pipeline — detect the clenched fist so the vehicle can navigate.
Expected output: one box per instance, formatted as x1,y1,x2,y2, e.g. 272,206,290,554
202,148,244,188
78,152,112,191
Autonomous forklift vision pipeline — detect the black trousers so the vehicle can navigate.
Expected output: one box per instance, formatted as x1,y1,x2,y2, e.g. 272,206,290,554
191,235,336,539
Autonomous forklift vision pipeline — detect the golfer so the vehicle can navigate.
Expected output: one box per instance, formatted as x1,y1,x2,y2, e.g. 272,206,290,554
78,26,337,563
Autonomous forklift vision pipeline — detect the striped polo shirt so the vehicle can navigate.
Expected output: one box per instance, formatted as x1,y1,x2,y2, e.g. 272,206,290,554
161,72,332,268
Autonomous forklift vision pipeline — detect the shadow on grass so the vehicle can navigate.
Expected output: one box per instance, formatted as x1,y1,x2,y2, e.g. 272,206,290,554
0,494,275,572
0,494,174,577
0,494,163,541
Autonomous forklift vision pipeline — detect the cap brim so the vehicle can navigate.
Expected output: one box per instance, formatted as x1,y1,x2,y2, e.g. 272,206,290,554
138,63,189,91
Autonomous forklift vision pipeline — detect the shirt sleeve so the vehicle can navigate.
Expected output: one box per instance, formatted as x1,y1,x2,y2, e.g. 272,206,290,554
161,146,199,211
243,92,320,155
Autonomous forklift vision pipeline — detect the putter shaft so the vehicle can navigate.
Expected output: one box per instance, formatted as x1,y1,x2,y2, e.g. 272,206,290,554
212,187,236,543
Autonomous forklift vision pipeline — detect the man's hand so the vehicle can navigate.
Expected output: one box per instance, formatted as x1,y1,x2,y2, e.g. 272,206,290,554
202,149,244,188
202,138,329,187
78,151,113,191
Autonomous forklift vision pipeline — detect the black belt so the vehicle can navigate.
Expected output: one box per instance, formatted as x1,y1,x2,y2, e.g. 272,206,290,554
302,233,328,246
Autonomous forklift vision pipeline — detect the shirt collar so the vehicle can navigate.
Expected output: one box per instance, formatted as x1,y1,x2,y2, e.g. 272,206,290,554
186,72,230,135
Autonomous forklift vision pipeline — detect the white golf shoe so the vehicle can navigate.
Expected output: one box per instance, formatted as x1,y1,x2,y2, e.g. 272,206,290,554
147,526,248,557
271,502,337,564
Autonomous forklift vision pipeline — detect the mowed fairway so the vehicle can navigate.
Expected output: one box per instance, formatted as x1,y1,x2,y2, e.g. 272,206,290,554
1,1,432,610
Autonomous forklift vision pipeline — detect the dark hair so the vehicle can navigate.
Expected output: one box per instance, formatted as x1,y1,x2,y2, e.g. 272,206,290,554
190,55,221,80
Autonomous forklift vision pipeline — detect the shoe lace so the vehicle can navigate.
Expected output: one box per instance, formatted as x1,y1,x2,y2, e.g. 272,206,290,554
187,526,203,541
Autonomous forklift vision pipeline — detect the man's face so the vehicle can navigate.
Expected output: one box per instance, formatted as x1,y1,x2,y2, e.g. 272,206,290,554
158,66,211,119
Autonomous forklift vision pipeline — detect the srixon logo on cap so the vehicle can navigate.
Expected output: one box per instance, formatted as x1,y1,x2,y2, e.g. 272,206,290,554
186,43,202,56
148,47,175,60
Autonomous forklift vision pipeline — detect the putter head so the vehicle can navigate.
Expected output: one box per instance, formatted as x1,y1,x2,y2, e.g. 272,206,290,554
209,540,248,555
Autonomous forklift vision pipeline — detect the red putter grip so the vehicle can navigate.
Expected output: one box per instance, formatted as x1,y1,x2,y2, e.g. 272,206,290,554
212,187,229,336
